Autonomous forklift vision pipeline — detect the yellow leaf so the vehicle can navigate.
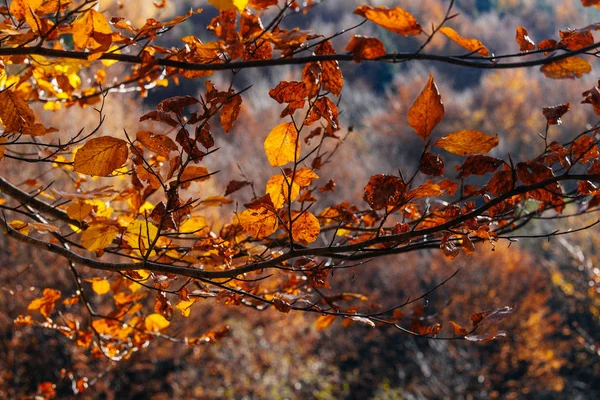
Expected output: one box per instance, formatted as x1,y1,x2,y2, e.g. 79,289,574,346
72,9,112,52
440,27,490,56
8,219,29,235
123,220,159,252
238,209,278,239
74,136,128,176
208,0,248,12
264,122,300,167
293,168,319,187
266,174,300,209
90,278,111,295
292,211,321,244
176,299,195,317
81,224,119,252
179,217,208,235
316,314,336,330
434,130,499,155
145,313,170,332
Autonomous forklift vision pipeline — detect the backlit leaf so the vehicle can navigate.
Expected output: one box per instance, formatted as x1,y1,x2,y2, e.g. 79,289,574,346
292,211,321,244
74,137,128,176
540,57,592,79
136,130,177,158
238,208,278,239
266,174,300,209
354,5,421,36
269,81,308,103
264,122,300,167
440,27,490,56
408,74,445,141
90,278,111,296
0,90,36,133
209,0,248,12
434,130,498,155
144,313,170,332
345,35,386,62
72,9,113,52
81,224,119,252
515,26,535,52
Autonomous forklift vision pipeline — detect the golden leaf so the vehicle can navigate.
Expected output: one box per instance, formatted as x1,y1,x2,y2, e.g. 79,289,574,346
408,74,445,141
144,313,170,332
354,5,421,36
292,211,321,244
81,224,119,252
434,130,499,155
73,137,128,176
264,122,300,167
440,27,490,56
540,57,592,79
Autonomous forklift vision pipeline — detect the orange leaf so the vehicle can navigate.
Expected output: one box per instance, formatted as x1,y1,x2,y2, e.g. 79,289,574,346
354,5,421,36
136,130,177,158
540,57,592,79
515,26,535,52
292,211,321,244
27,288,61,318
269,81,308,103
345,35,386,62
266,174,300,209
264,122,300,167
559,29,594,51
440,27,490,56
434,130,498,155
74,137,128,176
316,314,336,330
238,208,278,239
72,9,113,52
180,166,211,184
315,42,344,96
408,74,445,141
221,94,243,132
0,90,35,133
449,321,468,336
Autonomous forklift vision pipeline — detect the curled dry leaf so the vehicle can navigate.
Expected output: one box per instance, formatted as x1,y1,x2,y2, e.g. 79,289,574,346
136,130,177,158
516,26,535,52
363,174,406,210
434,130,499,156
74,137,129,177
542,103,570,125
439,27,490,56
354,5,421,36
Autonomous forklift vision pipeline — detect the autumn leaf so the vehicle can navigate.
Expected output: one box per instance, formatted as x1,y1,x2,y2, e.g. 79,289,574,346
292,211,321,244
345,35,387,62
136,130,177,158
72,9,113,53
264,122,300,167
315,42,344,96
542,103,570,125
123,220,159,253
266,174,300,209
221,94,243,133
180,166,211,184
408,74,445,141
354,5,421,36
27,288,61,318
145,313,170,332
540,57,592,79
0,89,36,133
74,137,129,176
316,314,336,330
81,224,119,252
89,278,111,296
238,208,278,239
434,130,499,155
364,174,406,210
449,321,468,336
515,26,535,52
209,0,248,12
440,27,490,56
269,81,308,103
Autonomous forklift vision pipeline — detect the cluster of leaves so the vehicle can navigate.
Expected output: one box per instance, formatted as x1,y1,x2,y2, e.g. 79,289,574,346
0,1,600,394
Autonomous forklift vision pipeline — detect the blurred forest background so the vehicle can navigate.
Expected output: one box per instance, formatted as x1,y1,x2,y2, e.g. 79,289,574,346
2,0,600,398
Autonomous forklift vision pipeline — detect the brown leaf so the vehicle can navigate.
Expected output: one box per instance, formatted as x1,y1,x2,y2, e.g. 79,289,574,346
354,5,421,36
559,29,594,51
225,180,251,196
221,94,242,132
408,74,445,140
0,89,35,133
434,130,498,155
136,130,177,158
582,81,600,115
515,26,535,52
440,27,490,56
345,35,386,62
540,57,592,79
363,174,405,210
269,81,308,103
315,42,344,96
542,103,570,125
74,137,128,176
419,152,444,176
456,155,504,178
